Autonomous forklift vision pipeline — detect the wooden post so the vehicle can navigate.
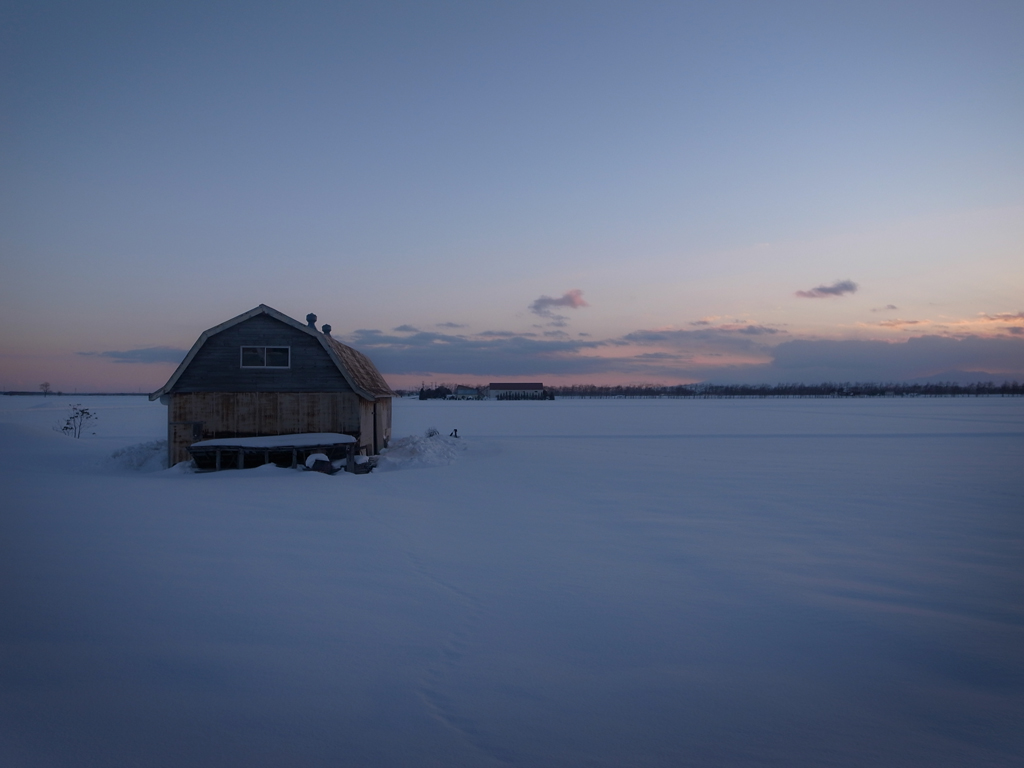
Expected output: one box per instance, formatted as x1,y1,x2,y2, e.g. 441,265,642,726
215,449,221,471
237,449,244,470
291,448,297,468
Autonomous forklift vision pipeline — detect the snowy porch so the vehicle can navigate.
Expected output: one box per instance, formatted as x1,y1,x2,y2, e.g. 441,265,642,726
186,432,358,471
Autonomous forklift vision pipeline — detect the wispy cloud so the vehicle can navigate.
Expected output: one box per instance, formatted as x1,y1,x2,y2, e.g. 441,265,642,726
877,319,922,328
79,347,187,364
436,322,467,329
977,311,1024,335
635,352,684,360
795,279,859,298
871,304,899,312
980,311,1024,322
863,310,1024,336
393,325,419,333
479,330,538,338
670,320,783,336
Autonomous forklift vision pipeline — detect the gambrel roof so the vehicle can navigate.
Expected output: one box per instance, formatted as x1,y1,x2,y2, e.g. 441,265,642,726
149,304,396,401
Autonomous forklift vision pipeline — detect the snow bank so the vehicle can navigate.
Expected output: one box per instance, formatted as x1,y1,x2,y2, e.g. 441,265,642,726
377,432,467,471
108,440,168,472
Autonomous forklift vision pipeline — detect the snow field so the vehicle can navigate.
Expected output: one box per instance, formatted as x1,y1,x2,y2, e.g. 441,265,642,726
1,395,1022,767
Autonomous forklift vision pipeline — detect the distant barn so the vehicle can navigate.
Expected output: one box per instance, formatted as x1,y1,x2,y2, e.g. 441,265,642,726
150,305,395,466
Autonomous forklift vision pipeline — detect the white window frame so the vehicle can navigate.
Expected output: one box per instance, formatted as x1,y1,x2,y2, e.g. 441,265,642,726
240,346,291,369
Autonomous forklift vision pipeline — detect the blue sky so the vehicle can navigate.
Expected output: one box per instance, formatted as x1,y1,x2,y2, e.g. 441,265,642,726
1,1,1022,390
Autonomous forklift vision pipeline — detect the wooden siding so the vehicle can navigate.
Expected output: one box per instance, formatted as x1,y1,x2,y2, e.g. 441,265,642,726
168,391,363,465
171,314,352,394
356,397,392,454
359,398,374,453
376,397,392,449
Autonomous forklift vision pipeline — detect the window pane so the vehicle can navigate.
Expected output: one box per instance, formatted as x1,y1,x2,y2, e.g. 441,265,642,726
241,347,265,366
265,347,289,367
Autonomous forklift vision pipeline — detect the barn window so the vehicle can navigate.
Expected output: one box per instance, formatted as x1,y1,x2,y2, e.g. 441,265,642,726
240,346,290,368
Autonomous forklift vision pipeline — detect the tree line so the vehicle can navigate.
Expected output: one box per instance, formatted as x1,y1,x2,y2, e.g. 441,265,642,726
494,390,554,400
547,381,1024,398
413,385,553,400
396,381,1024,400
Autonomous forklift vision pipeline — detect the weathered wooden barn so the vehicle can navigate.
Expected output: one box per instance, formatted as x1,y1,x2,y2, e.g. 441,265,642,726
150,305,395,466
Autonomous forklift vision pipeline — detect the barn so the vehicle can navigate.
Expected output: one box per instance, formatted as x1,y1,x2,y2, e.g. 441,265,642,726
150,305,395,466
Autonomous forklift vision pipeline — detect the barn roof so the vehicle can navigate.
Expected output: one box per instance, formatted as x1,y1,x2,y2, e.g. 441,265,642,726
322,334,394,398
149,304,396,401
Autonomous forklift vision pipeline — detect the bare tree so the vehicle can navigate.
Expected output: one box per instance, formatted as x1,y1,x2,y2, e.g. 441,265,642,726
40,382,51,396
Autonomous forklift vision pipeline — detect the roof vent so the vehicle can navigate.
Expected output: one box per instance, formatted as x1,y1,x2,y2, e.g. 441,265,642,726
322,324,332,335
306,313,317,328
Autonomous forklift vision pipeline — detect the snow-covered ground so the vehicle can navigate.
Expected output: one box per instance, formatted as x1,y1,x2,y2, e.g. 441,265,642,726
1,395,1022,767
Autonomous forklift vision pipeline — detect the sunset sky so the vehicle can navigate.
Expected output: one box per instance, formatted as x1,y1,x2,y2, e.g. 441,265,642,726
2,1,1022,391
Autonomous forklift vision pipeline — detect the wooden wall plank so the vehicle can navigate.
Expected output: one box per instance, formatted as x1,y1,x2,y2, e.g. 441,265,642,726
167,391,379,465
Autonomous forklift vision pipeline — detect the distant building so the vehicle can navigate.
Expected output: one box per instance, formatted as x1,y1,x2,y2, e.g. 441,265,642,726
453,386,481,400
487,382,546,400
150,304,395,465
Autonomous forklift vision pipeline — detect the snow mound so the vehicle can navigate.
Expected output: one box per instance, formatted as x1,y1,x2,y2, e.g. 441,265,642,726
305,452,330,468
377,433,466,471
109,440,168,472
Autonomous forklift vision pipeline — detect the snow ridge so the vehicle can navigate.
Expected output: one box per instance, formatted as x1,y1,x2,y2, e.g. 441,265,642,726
377,432,467,471
109,440,168,472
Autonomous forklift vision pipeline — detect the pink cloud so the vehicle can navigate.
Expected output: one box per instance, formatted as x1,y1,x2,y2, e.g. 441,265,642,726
530,289,589,315
529,289,590,326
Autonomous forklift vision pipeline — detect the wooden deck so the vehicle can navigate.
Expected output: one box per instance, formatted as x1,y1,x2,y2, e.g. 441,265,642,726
187,432,359,472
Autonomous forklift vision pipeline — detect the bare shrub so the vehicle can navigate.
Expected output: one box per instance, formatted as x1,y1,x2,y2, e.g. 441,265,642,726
57,404,97,438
